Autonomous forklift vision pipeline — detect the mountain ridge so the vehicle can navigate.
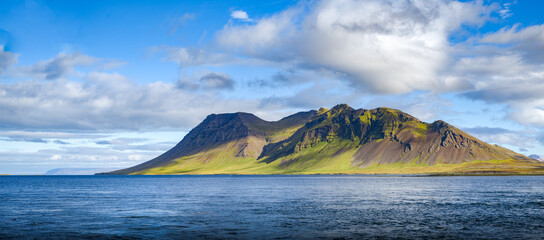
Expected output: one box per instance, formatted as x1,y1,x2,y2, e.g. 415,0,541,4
102,104,543,175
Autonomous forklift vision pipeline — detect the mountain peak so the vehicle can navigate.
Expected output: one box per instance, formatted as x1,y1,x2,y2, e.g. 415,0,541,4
331,103,353,111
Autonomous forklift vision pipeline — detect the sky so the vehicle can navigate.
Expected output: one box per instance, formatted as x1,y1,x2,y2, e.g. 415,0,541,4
1,0,544,174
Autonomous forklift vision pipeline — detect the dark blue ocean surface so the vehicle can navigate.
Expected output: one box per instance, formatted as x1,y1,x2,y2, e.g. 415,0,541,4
1,175,544,239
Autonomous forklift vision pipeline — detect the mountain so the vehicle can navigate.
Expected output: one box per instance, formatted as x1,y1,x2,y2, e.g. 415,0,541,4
46,168,118,175
102,104,544,175
105,110,318,174
529,155,543,161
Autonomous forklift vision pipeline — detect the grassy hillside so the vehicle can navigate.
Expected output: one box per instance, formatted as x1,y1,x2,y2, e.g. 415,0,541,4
135,139,544,175
107,104,544,176
132,137,544,175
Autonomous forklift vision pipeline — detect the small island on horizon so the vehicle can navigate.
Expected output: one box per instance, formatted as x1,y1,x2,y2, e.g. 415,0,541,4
99,104,544,176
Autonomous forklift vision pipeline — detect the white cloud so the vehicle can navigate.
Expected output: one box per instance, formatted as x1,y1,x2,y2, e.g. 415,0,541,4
3,52,126,80
231,10,251,21
455,54,529,78
49,154,62,160
218,8,299,61
458,23,544,126
463,126,536,149
18,52,97,80
144,1,544,129
498,2,513,19
0,70,290,131
472,132,535,149
481,24,544,63
216,0,489,94
510,101,544,127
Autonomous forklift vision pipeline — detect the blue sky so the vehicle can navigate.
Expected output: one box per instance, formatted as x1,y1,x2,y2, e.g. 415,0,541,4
1,0,544,174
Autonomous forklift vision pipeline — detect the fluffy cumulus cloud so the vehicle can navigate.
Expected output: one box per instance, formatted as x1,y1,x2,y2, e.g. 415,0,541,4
212,0,544,128
145,0,544,130
217,0,488,94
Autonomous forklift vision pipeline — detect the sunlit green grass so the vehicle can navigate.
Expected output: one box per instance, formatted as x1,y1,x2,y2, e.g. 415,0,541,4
134,140,544,175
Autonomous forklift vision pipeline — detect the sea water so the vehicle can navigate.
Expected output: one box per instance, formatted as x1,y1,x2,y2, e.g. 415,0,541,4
1,175,544,239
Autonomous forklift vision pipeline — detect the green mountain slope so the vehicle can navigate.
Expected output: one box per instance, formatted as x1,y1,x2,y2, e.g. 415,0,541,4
103,104,544,175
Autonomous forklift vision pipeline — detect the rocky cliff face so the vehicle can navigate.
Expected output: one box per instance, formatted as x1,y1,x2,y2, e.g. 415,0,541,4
103,104,538,175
